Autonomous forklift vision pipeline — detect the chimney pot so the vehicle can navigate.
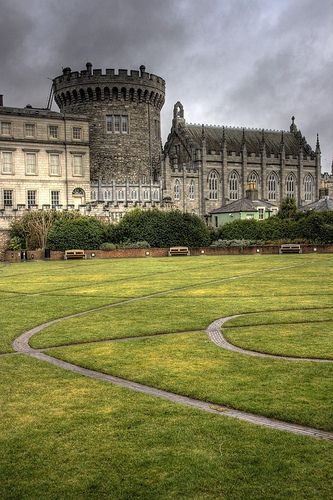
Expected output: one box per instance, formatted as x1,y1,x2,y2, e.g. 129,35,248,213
0,95,3,106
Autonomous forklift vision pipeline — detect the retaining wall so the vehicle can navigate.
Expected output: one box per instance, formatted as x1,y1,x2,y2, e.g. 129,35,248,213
4,244,333,263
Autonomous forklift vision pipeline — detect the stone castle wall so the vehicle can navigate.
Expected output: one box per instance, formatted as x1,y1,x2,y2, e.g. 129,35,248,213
53,64,165,183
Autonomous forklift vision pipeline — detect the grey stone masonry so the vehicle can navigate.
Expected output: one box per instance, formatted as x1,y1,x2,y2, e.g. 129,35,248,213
53,63,165,184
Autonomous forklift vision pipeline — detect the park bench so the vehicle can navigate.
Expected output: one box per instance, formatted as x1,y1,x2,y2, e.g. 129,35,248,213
168,246,190,257
279,244,302,254
64,249,86,260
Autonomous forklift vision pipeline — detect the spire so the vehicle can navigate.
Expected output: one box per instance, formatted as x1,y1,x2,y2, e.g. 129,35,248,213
260,128,266,154
290,115,297,133
316,133,321,154
242,128,247,150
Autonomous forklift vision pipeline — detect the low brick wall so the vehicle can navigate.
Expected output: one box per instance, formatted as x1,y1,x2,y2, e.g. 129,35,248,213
4,243,333,262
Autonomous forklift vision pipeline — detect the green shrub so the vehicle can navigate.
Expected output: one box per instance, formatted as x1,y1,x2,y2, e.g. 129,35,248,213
7,236,22,251
47,216,106,251
100,242,117,251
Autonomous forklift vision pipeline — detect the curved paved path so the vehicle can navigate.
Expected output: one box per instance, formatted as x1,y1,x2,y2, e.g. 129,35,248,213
12,314,333,441
207,315,333,363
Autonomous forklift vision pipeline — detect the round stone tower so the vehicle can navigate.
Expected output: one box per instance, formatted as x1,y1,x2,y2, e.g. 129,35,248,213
53,63,165,183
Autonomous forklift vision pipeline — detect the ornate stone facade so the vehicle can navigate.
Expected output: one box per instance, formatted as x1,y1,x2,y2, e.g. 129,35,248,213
163,102,321,217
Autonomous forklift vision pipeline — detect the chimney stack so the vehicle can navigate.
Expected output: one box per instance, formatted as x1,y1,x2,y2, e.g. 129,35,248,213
0,95,3,107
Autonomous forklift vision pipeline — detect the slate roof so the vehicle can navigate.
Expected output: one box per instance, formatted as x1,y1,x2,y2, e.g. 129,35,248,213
210,198,277,214
180,123,313,156
299,197,333,212
0,106,87,121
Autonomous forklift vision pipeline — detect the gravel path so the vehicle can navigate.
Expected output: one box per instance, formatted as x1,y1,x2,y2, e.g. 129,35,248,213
207,315,333,363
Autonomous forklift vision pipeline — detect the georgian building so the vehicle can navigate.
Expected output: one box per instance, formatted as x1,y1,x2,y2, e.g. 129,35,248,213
0,105,90,212
163,102,321,218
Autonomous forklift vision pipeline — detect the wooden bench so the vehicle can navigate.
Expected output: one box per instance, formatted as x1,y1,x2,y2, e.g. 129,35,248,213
279,244,302,254
168,246,190,257
64,249,86,260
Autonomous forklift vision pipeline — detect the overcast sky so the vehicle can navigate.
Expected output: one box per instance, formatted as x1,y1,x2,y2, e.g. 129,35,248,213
1,0,332,170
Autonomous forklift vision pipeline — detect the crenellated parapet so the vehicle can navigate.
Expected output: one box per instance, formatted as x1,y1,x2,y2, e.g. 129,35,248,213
53,63,165,111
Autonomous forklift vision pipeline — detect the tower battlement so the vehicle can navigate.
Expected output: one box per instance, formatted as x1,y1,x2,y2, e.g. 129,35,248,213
53,63,165,111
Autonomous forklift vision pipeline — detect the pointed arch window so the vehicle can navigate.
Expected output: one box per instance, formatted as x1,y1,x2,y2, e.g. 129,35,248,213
189,180,195,200
286,173,296,198
248,171,259,189
174,179,181,200
268,173,277,201
304,174,313,202
208,171,219,200
229,171,239,200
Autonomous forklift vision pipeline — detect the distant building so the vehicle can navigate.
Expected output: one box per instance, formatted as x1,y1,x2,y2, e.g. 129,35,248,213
163,102,321,218
209,186,278,226
0,105,90,212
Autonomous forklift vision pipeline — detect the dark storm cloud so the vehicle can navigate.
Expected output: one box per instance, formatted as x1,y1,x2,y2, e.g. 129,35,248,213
0,0,332,168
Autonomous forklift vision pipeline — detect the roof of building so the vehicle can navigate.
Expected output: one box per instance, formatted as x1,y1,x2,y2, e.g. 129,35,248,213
182,123,313,156
210,198,277,214
0,106,87,121
299,197,333,212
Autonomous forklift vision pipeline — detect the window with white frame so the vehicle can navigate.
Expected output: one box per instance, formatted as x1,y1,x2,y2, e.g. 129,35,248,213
1,151,13,174
72,127,82,140
121,116,128,133
27,190,36,207
189,180,195,200
106,115,128,134
3,189,13,207
258,207,265,220
1,122,11,135
26,153,37,175
73,155,83,176
208,171,218,200
229,171,239,200
91,190,97,201
286,174,295,198
304,174,313,202
268,173,277,201
174,179,181,200
49,154,60,176
49,125,59,139
143,189,149,200
25,123,35,137
51,191,60,207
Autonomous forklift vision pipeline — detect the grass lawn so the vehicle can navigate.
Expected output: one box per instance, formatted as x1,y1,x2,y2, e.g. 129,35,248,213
1,255,333,498
48,332,333,431
224,310,333,359
1,355,333,500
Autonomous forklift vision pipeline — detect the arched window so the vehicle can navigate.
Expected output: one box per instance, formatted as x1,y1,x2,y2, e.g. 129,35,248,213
87,88,93,101
268,173,278,201
79,88,86,102
189,180,195,200
117,189,124,201
95,87,102,101
229,171,239,200
131,189,137,200
248,171,259,189
304,174,313,202
104,87,110,100
141,175,147,184
174,179,181,200
143,190,149,200
153,190,159,201
208,171,218,200
286,173,296,198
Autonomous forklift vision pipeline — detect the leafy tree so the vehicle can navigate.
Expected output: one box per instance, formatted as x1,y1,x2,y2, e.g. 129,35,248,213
278,198,298,219
47,216,106,251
